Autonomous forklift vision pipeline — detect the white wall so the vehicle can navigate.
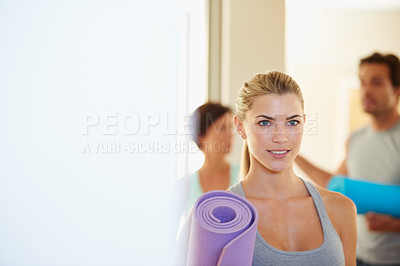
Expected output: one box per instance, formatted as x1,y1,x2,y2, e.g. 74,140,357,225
286,5,400,174
0,1,181,265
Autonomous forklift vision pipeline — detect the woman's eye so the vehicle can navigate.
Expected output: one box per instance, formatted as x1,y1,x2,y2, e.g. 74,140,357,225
258,120,270,126
287,120,299,126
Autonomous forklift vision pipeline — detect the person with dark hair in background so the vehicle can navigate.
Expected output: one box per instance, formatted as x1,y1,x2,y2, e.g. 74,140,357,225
184,102,239,213
296,52,400,266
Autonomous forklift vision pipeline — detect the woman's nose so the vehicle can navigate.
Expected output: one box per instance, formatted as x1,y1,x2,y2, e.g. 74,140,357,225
272,124,288,144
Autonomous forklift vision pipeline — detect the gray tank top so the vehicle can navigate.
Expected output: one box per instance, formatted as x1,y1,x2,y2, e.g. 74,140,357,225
229,179,345,266
347,120,400,264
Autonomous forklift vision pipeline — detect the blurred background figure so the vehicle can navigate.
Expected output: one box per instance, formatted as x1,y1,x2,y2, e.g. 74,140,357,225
296,52,400,266
184,102,239,213
173,102,240,264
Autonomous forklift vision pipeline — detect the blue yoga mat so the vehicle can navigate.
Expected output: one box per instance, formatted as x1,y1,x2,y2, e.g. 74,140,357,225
327,176,400,217
187,190,258,266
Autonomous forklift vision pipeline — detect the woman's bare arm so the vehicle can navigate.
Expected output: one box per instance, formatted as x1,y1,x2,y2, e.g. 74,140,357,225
338,196,357,266
321,189,357,266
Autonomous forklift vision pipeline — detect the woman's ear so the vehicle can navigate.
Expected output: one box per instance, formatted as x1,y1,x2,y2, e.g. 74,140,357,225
234,116,247,139
197,135,204,150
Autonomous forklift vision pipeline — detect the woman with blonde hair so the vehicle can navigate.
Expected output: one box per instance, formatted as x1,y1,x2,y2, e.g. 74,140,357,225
230,71,357,265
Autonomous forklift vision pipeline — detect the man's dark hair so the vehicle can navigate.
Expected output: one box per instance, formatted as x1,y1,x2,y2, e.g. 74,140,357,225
360,52,400,87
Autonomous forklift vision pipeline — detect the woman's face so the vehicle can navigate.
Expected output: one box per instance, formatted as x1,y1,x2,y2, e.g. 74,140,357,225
237,93,304,173
200,112,234,155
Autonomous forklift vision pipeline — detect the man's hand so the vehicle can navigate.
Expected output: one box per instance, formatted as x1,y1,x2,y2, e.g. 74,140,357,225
366,212,400,232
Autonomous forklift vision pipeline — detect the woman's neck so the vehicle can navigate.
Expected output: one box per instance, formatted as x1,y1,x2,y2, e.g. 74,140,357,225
242,162,305,200
201,154,229,172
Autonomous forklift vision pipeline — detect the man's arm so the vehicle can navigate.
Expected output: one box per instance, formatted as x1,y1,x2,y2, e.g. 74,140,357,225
295,139,349,188
366,212,400,232
295,155,333,187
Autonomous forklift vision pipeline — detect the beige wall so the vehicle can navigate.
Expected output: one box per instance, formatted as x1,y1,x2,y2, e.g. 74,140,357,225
219,0,286,164
286,8,400,174
211,1,400,173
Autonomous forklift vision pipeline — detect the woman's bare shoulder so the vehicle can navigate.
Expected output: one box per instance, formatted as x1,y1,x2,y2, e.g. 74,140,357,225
315,184,356,213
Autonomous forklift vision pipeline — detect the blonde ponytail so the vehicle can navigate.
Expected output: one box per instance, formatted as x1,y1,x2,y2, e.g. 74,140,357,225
239,141,250,180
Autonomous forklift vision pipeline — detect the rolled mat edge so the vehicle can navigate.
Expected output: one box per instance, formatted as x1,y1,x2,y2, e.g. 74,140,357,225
187,190,258,266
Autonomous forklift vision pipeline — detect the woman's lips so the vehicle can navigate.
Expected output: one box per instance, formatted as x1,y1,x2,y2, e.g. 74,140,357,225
267,149,291,158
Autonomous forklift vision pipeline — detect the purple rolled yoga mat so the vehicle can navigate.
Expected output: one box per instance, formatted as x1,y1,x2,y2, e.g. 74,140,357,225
187,190,258,266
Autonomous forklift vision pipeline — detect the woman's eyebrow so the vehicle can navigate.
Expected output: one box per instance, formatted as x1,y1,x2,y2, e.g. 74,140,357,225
287,114,302,120
255,115,275,120
255,114,302,120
